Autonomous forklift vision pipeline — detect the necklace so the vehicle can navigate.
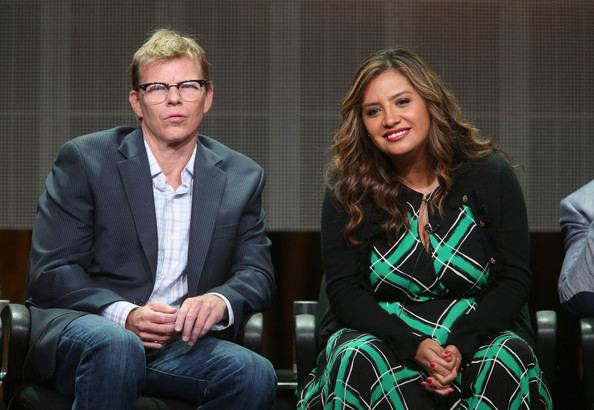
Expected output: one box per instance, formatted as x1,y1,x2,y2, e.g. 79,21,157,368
397,176,440,197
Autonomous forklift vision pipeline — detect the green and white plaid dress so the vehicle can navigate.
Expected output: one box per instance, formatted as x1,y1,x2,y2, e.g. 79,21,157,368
298,189,552,410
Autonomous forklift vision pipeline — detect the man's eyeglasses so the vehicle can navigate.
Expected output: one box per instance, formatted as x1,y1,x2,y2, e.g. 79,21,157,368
137,80,209,104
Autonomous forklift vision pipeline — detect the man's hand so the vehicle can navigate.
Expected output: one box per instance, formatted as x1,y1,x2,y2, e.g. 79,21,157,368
415,338,460,396
175,294,228,346
125,302,178,349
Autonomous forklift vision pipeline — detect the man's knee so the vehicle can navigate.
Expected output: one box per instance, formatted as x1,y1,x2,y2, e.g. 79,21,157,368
83,320,141,352
54,316,146,398
229,350,277,400
63,315,145,373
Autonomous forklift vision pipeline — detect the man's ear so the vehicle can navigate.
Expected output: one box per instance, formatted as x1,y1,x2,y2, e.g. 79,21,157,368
203,87,214,114
129,90,143,120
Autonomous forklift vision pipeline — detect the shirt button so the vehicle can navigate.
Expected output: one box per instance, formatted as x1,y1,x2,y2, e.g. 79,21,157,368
490,257,496,265
462,194,469,203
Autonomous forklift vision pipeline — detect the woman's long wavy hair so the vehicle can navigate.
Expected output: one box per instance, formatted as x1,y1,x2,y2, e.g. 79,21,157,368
329,48,498,244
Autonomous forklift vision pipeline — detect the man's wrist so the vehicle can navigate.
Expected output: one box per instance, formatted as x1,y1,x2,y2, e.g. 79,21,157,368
206,292,234,329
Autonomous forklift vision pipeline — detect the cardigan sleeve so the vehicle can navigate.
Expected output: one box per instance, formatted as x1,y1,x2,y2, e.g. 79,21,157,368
321,190,424,361
447,156,531,361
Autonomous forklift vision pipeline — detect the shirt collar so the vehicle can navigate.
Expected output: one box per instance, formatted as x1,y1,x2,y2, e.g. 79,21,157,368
143,138,197,179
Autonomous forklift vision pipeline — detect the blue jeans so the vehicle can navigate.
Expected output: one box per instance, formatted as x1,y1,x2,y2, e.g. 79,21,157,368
50,314,277,410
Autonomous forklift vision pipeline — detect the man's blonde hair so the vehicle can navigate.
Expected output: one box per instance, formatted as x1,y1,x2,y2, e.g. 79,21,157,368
130,29,210,89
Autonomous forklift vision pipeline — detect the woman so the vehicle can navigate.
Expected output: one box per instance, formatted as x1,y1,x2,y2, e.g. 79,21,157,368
298,49,552,409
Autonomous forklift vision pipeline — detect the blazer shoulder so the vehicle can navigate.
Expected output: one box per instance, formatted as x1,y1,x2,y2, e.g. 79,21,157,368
68,126,136,152
562,179,594,209
199,134,263,172
560,179,594,228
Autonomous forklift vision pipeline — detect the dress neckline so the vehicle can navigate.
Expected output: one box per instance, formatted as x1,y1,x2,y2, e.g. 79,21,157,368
399,180,440,204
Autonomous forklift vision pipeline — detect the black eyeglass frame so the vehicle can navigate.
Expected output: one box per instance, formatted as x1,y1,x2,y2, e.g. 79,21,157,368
137,79,210,92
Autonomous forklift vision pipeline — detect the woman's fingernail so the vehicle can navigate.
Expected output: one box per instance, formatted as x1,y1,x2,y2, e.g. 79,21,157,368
430,362,436,368
426,377,433,384
447,388,454,395
444,350,451,355
421,381,428,388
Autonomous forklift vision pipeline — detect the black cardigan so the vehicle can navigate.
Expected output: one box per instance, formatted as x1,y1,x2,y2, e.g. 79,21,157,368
320,153,533,363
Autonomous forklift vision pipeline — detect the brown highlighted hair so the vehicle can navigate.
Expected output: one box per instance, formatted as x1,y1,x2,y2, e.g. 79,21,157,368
329,48,498,244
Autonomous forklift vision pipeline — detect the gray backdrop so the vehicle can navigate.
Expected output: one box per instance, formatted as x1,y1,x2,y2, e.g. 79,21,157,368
2,0,593,231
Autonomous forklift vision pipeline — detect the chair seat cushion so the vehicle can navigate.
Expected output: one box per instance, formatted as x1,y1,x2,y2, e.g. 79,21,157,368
10,384,195,410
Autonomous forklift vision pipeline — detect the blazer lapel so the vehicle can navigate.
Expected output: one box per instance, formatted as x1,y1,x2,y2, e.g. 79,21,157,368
116,128,158,278
186,138,226,294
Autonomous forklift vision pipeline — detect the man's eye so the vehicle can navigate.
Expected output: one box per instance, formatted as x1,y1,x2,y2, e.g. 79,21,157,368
147,84,167,93
180,82,199,90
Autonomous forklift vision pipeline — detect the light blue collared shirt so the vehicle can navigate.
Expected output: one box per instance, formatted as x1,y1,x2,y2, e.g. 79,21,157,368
103,139,233,329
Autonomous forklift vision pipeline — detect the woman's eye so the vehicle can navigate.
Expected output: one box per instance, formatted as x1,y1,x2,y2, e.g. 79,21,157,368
364,108,379,117
396,98,411,107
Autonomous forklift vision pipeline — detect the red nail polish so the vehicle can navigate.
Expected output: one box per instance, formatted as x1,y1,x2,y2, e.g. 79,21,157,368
430,362,436,368
421,381,428,388
444,350,451,355
426,377,433,384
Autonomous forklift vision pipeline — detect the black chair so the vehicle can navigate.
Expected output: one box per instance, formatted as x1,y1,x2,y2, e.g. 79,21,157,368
1,303,264,410
580,318,594,410
293,278,558,390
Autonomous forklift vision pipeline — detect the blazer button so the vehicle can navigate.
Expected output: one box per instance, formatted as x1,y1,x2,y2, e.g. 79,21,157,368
462,194,469,203
489,257,496,265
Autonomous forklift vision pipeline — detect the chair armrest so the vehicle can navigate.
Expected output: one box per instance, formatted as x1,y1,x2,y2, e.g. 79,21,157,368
535,310,556,384
241,312,263,355
294,301,318,388
581,317,594,410
0,300,9,383
2,303,31,405
294,301,317,316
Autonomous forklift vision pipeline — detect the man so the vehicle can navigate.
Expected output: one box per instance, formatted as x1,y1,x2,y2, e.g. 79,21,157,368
558,179,594,316
25,29,276,409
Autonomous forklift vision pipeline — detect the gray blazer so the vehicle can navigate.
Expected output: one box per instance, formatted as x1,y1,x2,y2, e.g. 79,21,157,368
25,126,275,382
559,179,594,316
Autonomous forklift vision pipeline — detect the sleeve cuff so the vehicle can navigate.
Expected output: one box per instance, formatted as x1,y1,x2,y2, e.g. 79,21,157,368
102,301,139,328
206,292,234,330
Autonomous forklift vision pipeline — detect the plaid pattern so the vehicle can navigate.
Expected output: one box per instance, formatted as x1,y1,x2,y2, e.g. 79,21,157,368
298,193,552,409
458,332,552,410
371,202,486,346
102,143,195,326
298,329,552,410
299,329,425,409
145,142,194,310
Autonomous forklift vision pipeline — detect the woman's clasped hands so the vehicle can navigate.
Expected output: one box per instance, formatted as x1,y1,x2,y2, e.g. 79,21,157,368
415,338,462,396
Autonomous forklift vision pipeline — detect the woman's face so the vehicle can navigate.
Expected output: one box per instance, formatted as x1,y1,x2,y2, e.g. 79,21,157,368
361,69,431,167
